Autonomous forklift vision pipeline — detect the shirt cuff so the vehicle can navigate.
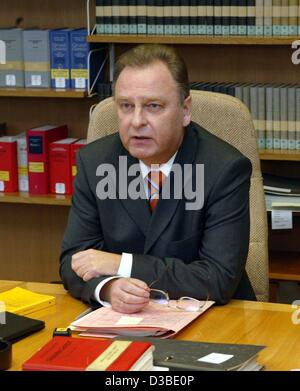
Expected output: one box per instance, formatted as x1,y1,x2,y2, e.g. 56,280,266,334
93,276,119,307
117,252,133,277
93,252,133,306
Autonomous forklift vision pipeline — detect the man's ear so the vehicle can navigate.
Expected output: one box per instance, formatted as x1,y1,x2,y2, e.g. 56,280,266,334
182,95,192,127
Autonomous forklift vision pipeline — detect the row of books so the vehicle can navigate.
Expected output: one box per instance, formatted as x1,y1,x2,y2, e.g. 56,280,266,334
0,28,105,90
95,1,300,36
191,82,300,150
0,125,86,195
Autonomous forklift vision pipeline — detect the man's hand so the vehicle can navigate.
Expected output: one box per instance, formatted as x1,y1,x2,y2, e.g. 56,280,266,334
101,278,150,314
71,249,121,281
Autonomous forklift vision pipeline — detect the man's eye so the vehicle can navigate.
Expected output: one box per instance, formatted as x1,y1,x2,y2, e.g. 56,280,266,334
120,103,133,111
147,103,162,111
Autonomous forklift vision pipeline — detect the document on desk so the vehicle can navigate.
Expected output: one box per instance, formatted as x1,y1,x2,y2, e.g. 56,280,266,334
70,300,214,339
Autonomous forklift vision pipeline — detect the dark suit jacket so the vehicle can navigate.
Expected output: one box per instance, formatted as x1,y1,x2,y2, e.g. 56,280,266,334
60,121,256,307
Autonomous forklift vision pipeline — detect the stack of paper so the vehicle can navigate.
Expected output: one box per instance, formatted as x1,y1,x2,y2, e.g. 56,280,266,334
265,194,300,211
70,300,214,339
0,287,56,316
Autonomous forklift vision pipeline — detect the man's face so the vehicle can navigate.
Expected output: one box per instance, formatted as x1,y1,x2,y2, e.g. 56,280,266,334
114,61,191,166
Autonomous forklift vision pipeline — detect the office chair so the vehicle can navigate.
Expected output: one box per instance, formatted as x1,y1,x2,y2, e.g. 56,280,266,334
87,90,269,302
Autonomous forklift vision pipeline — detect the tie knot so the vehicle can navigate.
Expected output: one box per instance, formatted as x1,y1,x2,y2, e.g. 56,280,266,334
147,170,166,212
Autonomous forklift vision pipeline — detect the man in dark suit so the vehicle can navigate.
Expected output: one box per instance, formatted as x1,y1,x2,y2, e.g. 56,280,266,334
60,44,255,313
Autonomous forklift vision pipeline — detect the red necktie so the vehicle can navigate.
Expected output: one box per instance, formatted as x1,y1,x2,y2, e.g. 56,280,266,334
147,170,166,212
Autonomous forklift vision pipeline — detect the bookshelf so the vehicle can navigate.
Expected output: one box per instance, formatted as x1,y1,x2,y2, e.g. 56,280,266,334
0,89,89,99
269,250,300,302
88,35,299,84
0,0,97,282
259,150,300,161
1,2,300,293
269,251,300,282
0,192,71,206
88,34,299,46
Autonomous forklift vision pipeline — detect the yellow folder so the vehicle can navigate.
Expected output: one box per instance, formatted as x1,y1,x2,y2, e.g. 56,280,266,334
0,287,56,316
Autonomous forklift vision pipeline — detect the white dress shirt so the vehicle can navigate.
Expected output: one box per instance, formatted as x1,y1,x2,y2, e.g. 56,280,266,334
94,152,177,305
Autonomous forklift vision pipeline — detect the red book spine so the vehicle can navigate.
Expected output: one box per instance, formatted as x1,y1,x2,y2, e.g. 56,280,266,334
49,142,73,195
27,126,68,194
0,140,18,192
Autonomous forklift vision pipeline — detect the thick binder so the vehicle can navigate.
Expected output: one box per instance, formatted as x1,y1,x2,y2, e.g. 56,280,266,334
22,337,154,371
116,337,265,371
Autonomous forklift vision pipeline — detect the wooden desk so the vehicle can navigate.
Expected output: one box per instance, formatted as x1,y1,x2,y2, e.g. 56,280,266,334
1,280,300,371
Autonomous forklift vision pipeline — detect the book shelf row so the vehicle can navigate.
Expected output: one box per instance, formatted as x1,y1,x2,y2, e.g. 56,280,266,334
0,128,86,195
94,1,300,37
0,28,106,93
0,149,299,206
191,81,300,151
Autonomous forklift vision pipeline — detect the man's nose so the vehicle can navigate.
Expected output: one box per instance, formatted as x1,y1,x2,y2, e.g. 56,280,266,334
131,107,147,128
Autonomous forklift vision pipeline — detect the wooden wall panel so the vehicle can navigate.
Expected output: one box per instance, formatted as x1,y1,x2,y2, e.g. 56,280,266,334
0,204,70,282
0,0,95,29
115,44,300,84
0,97,97,138
261,161,300,179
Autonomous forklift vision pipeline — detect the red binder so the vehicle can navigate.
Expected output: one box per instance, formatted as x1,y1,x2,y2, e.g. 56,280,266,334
22,336,153,371
70,138,86,193
49,138,78,195
0,136,18,192
26,125,68,194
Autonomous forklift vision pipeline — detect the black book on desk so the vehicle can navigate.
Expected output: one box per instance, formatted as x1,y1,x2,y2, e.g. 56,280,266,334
116,337,265,371
0,312,45,343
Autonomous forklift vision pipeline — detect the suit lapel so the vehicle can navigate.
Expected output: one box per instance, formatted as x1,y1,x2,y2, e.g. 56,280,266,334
112,145,151,237
144,126,198,253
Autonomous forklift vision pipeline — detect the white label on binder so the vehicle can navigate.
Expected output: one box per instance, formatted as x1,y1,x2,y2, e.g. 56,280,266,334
55,77,66,89
55,183,66,194
19,178,29,192
0,181,4,191
198,352,234,364
75,78,86,89
31,75,42,86
5,74,16,86
271,210,293,230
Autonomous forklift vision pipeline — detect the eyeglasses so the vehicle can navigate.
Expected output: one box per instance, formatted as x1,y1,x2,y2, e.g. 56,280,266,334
149,289,208,312
149,267,210,312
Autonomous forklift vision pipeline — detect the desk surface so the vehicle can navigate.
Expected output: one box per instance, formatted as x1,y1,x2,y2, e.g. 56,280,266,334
1,280,300,371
